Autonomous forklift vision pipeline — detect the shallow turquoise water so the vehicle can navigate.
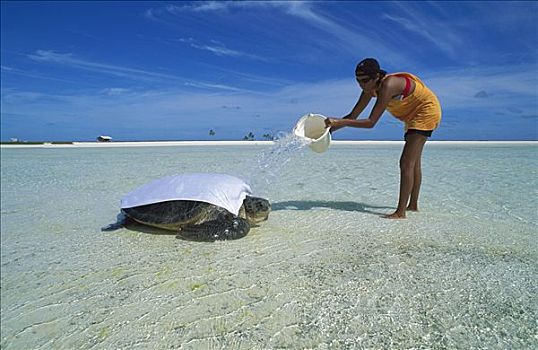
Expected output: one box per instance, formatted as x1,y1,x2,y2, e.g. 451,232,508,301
1,143,537,349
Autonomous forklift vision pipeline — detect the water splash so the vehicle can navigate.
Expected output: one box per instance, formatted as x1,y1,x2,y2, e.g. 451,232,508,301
245,133,309,198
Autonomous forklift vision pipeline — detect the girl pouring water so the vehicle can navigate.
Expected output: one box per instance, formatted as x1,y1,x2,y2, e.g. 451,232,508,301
325,58,441,219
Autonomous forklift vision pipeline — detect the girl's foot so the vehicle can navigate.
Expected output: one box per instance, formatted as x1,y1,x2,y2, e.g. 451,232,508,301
406,205,418,211
384,212,406,219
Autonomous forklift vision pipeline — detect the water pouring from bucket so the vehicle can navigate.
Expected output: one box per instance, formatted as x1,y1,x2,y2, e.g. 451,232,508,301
293,113,332,153
243,114,330,197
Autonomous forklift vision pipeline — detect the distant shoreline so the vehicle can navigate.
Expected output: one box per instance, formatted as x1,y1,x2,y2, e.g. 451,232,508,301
1,140,536,148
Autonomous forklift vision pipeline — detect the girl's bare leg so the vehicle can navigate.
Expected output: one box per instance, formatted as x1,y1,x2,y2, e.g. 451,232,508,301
385,133,427,219
407,152,422,211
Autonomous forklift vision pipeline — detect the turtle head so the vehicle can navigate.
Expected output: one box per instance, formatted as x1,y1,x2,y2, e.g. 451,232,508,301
243,196,271,224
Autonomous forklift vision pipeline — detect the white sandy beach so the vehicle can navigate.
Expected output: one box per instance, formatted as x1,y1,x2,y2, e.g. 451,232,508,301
1,140,536,148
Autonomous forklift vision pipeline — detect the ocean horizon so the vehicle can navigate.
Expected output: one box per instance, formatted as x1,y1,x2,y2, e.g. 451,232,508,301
2,139,537,149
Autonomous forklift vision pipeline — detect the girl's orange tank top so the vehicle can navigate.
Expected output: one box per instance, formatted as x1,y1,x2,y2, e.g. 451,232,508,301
383,72,442,131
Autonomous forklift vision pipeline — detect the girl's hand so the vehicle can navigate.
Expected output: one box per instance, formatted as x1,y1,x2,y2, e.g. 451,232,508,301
325,118,345,132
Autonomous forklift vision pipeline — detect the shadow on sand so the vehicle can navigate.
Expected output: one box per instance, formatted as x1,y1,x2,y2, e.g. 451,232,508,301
271,200,394,216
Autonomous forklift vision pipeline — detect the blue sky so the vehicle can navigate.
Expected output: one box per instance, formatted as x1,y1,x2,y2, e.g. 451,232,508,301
1,1,537,141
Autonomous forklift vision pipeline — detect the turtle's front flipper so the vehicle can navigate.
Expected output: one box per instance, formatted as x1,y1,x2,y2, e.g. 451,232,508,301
179,215,250,241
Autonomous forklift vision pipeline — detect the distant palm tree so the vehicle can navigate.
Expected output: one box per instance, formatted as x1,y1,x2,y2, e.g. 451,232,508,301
262,133,274,141
243,132,255,141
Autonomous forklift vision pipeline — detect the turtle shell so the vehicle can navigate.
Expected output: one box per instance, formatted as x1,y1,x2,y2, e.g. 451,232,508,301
122,200,227,231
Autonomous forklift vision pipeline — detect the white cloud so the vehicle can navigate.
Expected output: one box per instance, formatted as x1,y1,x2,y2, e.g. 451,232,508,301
183,81,249,93
382,14,440,50
147,1,408,63
167,1,229,13
28,50,182,81
27,50,245,92
382,4,461,58
179,38,270,61
102,88,129,96
163,1,305,14
191,43,242,57
423,64,538,114
1,64,82,84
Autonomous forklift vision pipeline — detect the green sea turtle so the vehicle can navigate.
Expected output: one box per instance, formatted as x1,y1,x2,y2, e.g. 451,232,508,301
102,173,270,241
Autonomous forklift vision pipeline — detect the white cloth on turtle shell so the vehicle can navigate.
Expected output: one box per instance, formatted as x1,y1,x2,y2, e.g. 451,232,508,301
121,173,252,216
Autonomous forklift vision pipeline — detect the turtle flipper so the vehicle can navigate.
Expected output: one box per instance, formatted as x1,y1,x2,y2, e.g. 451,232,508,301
101,212,134,231
179,215,250,241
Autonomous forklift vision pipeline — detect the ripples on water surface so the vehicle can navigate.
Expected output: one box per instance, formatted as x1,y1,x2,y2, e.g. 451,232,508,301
1,143,537,349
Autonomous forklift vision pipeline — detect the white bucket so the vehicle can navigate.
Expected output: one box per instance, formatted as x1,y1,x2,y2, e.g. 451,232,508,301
293,113,332,153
